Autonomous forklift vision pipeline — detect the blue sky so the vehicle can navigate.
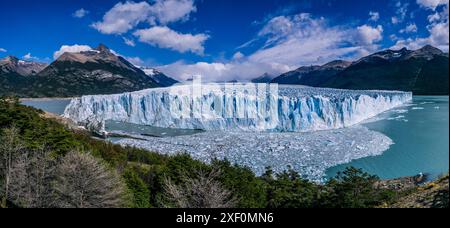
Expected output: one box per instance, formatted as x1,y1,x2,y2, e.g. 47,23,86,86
0,0,448,81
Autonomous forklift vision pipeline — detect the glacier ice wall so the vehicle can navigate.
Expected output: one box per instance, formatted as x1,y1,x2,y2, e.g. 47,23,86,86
63,84,412,133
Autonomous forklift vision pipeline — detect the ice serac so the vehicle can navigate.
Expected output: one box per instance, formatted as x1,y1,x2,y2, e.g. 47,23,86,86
63,84,413,133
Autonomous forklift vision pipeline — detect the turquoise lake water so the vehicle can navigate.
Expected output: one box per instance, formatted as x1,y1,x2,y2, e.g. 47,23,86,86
21,99,71,115
326,96,449,180
22,96,449,180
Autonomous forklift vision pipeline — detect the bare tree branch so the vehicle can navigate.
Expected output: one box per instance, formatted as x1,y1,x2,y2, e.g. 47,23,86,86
53,151,127,208
9,147,56,208
0,126,25,208
162,169,237,208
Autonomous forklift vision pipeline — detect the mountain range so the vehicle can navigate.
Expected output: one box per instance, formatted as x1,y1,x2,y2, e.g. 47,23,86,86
268,45,449,95
0,44,178,97
140,67,179,87
1,44,448,97
271,60,352,86
0,56,48,76
251,73,277,83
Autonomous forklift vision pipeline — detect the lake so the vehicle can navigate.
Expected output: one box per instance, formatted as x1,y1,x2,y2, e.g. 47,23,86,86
22,96,449,180
326,96,449,180
21,99,72,115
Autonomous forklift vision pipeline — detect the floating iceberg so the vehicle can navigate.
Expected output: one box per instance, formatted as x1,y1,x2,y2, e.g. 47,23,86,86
63,84,412,133
115,125,393,182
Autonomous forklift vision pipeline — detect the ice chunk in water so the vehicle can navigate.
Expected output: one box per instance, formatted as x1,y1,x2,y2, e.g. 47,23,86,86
115,125,393,182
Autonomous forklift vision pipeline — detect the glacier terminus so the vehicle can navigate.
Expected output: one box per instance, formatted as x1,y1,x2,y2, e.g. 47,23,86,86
63,83,412,133
63,83,413,181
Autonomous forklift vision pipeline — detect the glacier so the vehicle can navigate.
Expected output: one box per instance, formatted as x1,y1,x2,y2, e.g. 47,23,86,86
63,83,412,133
62,83,413,181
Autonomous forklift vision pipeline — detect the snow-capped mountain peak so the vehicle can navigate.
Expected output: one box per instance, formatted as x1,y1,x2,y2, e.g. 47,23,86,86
139,66,178,87
141,67,158,76
0,55,48,76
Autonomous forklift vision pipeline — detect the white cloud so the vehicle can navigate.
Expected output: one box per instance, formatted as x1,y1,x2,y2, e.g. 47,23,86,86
124,56,144,66
92,1,204,54
0,48,6,52
133,26,209,55
248,37,356,68
356,25,383,45
397,2,409,18
400,23,418,33
393,2,448,52
22,53,38,61
428,20,449,46
258,15,297,37
157,13,384,82
369,11,380,21
236,38,258,49
393,33,448,52
428,12,441,22
92,0,196,35
123,37,136,47
390,34,400,41
417,0,448,10
158,61,232,81
91,1,152,34
257,13,319,48
73,8,89,18
392,1,409,24
232,52,245,60
391,37,430,50
147,0,196,25
391,16,400,24
253,13,367,66
53,44,93,59
157,60,292,82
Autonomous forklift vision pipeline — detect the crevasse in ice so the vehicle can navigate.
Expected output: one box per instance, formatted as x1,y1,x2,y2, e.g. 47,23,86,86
63,84,413,133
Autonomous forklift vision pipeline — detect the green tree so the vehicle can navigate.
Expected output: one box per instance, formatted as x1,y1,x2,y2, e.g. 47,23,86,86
212,159,268,208
264,167,319,208
123,168,151,208
322,167,395,208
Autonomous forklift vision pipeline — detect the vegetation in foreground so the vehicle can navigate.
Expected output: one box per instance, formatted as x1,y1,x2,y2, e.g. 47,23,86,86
389,174,449,208
0,97,448,208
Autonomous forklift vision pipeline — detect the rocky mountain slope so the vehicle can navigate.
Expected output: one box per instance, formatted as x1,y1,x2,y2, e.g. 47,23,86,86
322,45,449,95
1,44,178,97
271,60,351,86
2,44,447,97
0,56,48,76
390,174,449,208
140,67,178,87
1,56,48,96
251,73,276,83
271,45,448,95
30,44,160,97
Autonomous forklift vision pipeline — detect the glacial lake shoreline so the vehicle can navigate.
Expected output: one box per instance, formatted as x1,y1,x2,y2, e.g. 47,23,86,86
20,97,76,100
